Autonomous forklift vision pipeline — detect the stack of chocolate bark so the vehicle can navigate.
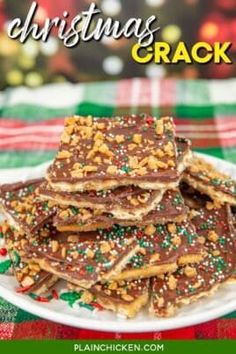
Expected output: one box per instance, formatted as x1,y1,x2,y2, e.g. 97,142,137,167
0,115,235,318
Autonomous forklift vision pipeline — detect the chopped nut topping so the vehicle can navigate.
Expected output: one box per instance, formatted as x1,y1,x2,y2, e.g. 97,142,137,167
83,165,98,173
51,240,59,253
144,224,156,236
108,282,118,290
133,134,142,144
86,249,95,259
155,120,164,135
167,223,177,234
61,132,71,144
207,230,218,242
150,253,160,263
156,296,164,307
81,290,93,304
128,143,137,151
57,150,72,159
68,235,79,243
121,294,134,302
21,276,35,287
128,156,139,169
100,241,111,254
115,135,125,144
167,275,177,290
172,235,181,246
106,165,118,175
198,236,206,245
212,250,220,257
184,266,197,278
61,247,67,258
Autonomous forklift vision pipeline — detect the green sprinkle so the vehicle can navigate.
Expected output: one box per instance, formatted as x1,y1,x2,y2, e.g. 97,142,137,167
86,265,95,273
11,250,21,267
0,232,3,239
139,238,150,248
28,293,38,300
121,166,132,173
43,202,49,211
219,237,226,245
176,289,182,296
188,285,196,293
70,206,79,215
0,259,12,274
212,256,226,272
172,194,182,206
79,302,94,311
28,185,35,193
130,254,144,268
200,223,209,230
211,178,221,186
156,225,164,233
60,291,82,307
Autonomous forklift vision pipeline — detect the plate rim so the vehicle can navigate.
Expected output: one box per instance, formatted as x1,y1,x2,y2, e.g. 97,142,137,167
0,152,236,333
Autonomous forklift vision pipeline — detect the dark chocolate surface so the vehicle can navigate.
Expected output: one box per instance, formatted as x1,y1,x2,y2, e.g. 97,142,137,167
47,115,179,186
0,179,55,234
53,189,188,230
151,204,235,315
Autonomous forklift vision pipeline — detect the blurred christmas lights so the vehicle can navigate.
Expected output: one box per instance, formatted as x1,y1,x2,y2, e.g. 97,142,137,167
17,55,35,70
40,37,59,56
22,40,40,57
145,63,166,78
25,72,44,87
215,0,235,11
101,0,121,16
6,70,24,86
0,34,19,56
146,0,165,7
162,25,182,43
0,0,235,88
103,55,123,75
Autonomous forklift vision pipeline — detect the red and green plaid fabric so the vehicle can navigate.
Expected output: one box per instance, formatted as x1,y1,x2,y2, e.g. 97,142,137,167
0,78,236,339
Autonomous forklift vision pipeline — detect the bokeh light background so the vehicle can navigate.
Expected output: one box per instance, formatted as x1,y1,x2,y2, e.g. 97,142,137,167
0,0,235,89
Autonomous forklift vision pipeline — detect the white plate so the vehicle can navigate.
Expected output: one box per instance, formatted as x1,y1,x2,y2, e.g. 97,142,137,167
0,153,236,333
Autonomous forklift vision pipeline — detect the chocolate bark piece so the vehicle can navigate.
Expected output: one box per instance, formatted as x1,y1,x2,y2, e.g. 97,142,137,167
38,137,192,220
108,221,204,282
150,204,235,317
24,230,139,289
68,278,150,318
53,189,188,232
182,156,236,205
46,115,180,192
0,179,55,234
39,182,165,221
2,221,58,295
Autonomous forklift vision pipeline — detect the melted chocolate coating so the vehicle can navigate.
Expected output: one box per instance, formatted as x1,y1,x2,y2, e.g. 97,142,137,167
53,189,188,230
151,204,235,316
47,115,179,186
0,179,55,234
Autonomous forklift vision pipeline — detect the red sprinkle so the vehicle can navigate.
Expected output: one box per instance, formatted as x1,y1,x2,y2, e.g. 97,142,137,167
136,231,144,239
90,302,104,311
0,248,7,257
52,289,59,300
36,296,50,303
16,285,32,293
146,116,154,125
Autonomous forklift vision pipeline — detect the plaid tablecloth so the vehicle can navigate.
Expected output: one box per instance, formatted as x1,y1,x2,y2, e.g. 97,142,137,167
0,78,236,339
